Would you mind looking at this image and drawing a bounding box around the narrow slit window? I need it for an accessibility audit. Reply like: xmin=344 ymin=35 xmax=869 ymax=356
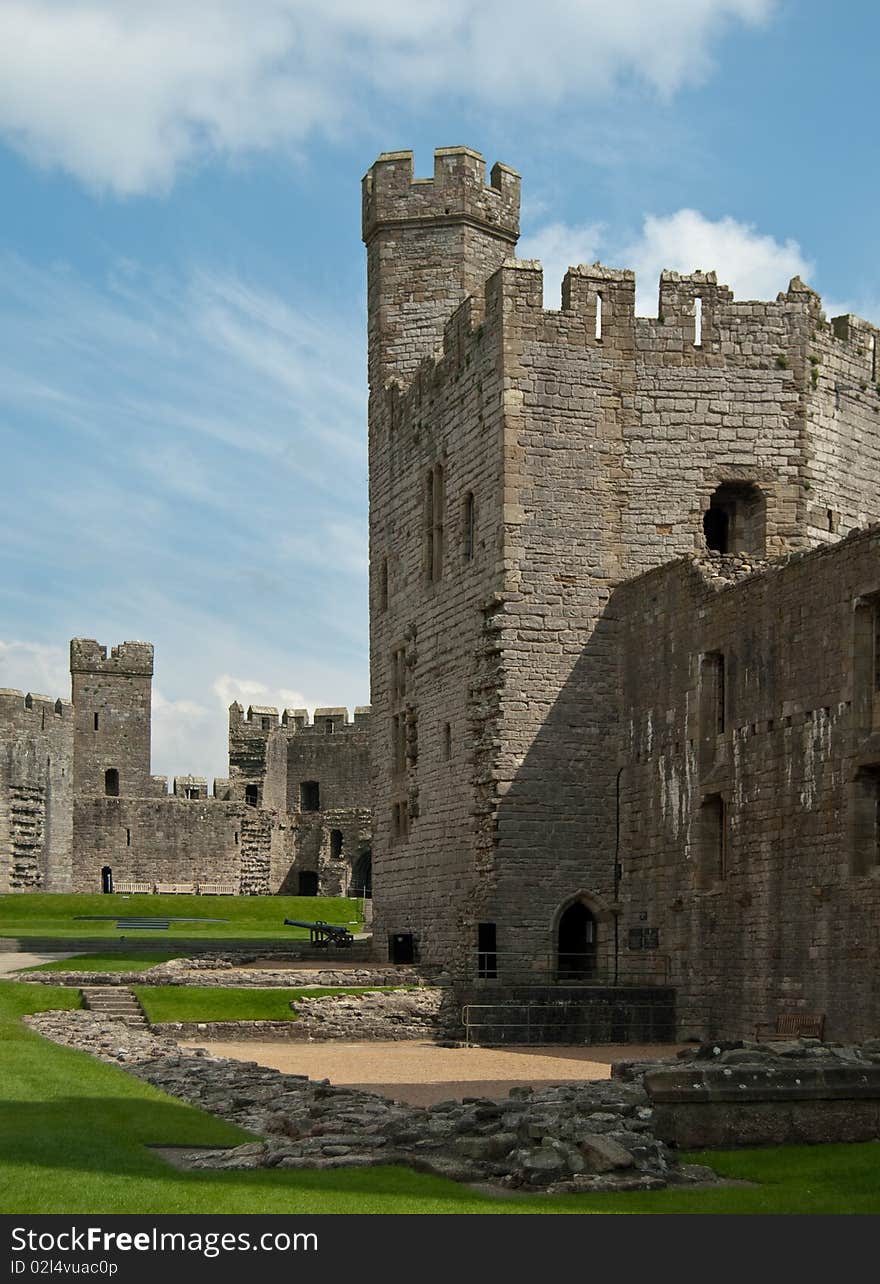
xmin=595 ymin=292 xmax=603 ymax=341
xmin=126 ymin=828 xmax=131 ymax=847
xmin=104 ymin=768 xmax=119 ymax=797
xmin=694 ymin=296 xmax=702 ymax=347
xmin=330 ymin=829 xmax=343 ymax=859
xmin=462 ymin=492 xmax=475 ymax=562
xmin=443 ymin=721 xmax=452 ymax=760
xmin=380 ymin=557 xmax=389 ymax=611
xmin=93 ymin=713 xmax=99 ymax=731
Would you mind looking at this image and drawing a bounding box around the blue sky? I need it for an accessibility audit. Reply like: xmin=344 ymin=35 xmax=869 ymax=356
xmin=1 ymin=1 xmax=878 ymax=780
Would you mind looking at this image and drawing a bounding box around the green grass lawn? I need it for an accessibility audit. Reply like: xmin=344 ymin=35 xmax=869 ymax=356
xmin=0 ymin=892 xmax=362 ymax=941
xmin=1 ymin=980 xmax=879 ymax=1214
xmin=22 ymin=951 xmax=186 ymax=972
xmin=134 ymin=984 xmax=408 ymax=1023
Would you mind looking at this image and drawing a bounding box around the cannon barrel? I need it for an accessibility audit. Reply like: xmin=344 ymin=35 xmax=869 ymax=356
xmin=284 ymin=918 xmax=349 ymax=935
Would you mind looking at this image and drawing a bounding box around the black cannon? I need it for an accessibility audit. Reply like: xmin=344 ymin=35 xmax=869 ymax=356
xmin=284 ymin=918 xmax=354 ymax=948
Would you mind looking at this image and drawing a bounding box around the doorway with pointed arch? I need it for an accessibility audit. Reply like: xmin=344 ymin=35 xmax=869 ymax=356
xmin=556 ymin=895 xmax=599 ymax=981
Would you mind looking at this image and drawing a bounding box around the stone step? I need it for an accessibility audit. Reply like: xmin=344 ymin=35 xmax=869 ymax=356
xmin=82 ymin=987 xmax=148 ymax=1026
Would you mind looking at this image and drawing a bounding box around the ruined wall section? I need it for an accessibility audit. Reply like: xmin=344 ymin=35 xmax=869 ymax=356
xmin=70 ymin=639 xmax=154 ymax=799
xmin=0 ymin=691 xmax=73 ymax=892
xmin=70 ymin=795 xmax=289 ymax=894
xmin=615 ymin=532 xmax=880 ymax=1042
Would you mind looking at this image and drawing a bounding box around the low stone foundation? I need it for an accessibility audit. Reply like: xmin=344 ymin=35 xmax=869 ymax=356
xmin=22 ymin=959 xmax=433 ymax=989
xmin=154 ymin=989 xmax=454 ymax=1042
xmin=645 ymin=1060 xmax=880 ymax=1148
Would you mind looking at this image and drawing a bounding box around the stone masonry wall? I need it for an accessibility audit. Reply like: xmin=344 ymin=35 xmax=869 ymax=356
xmin=0 ymin=690 xmax=74 ymax=892
xmin=615 ymin=529 xmax=880 ymax=1042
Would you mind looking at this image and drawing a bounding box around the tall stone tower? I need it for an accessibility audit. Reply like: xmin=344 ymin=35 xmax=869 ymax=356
xmin=70 ymin=639 xmax=154 ymax=798
xmin=364 ymin=144 xmax=880 ymax=997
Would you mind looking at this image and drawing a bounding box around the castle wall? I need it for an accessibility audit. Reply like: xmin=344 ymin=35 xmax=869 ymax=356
xmin=71 ymin=795 xmax=261 ymax=893
xmin=615 ymin=531 xmax=880 ymax=1042
xmin=0 ymin=691 xmax=74 ymax=892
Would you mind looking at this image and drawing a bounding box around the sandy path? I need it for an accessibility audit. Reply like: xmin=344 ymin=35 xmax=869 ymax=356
xmin=0 ymin=950 xmax=78 ymax=977
xmin=179 ymin=1039 xmax=684 ymax=1106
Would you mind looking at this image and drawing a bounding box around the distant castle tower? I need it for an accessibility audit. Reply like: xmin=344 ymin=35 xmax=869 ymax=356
xmin=70 ymin=639 xmax=154 ymax=798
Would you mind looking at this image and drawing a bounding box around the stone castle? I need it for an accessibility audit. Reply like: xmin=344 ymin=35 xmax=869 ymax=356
xmin=3 ymin=144 xmax=880 ymax=1043
xmin=0 ymin=639 xmax=371 ymax=899
xmin=364 ymin=146 xmax=880 ymax=1042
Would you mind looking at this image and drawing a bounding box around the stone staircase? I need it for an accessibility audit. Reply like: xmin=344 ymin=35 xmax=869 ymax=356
xmin=81 ymin=987 xmax=148 ymax=1027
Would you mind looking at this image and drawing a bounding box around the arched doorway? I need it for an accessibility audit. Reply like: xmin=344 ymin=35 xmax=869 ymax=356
xmin=557 ymin=901 xmax=597 ymax=980
xmin=101 ymin=865 xmax=113 ymax=894
xmin=351 ymin=849 xmax=372 ymax=898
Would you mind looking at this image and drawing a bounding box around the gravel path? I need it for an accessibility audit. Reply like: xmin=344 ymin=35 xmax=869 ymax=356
xmin=179 ymin=1038 xmax=685 ymax=1106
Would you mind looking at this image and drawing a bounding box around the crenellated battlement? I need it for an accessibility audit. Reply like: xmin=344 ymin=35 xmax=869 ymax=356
xmin=229 ymin=702 xmax=371 ymax=735
xmin=362 ymin=147 xmax=520 ymax=245
xmin=70 ymin=638 xmax=154 ymax=676
xmin=0 ymin=690 xmax=71 ymax=722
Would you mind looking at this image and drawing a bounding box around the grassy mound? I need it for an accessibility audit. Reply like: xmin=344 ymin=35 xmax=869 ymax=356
xmin=135 ymin=985 xmax=408 ymax=1023
xmin=0 ymin=892 xmax=362 ymax=941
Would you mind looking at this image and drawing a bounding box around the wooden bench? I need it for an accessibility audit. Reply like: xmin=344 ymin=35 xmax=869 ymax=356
xmin=197 ymin=883 xmax=237 ymax=896
xmin=754 ymin=1013 xmax=825 ymax=1041
xmin=114 ymin=881 xmax=153 ymax=894
xmin=154 ymin=882 xmax=196 ymax=895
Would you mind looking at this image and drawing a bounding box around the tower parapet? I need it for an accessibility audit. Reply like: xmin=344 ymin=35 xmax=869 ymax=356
xmin=362 ymin=148 xmax=520 ymax=244
xmin=363 ymin=147 xmax=521 ymax=391
xmin=70 ymin=639 xmax=154 ymax=676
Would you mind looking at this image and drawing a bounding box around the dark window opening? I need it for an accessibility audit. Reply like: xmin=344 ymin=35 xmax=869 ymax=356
xmin=391 ymin=713 xmax=407 ymax=776
xmin=391 ymin=799 xmax=409 ymax=841
xmin=477 ymin=922 xmax=497 ymax=978
xmin=700 ymin=794 xmax=727 ymax=885
xmin=424 ymin=463 xmax=445 ymax=581
xmin=325 ymin=720 xmax=334 ymax=734
xmin=852 ymin=768 xmax=880 ymax=875
xmin=300 ymin=780 xmax=320 ymax=812
xmin=351 ymin=849 xmax=372 ymax=898
xmin=125 ymin=828 xmax=131 ymax=847
xmin=703 ymin=482 xmax=766 ymax=557
xmin=701 ymin=652 xmax=726 ymax=736
xmin=104 ymin=768 xmax=119 ymax=797
xmin=245 ymin=784 xmax=259 ymax=807
xmin=380 ymin=557 xmax=389 ymax=611
xmin=261 ymin=716 xmax=271 ymax=731
xmin=443 ymin=722 xmax=452 ymax=760
xmin=93 ymin=713 xmax=99 ymax=731
xmin=234 ymin=830 xmax=239 ymax=845
xmin=462 ymin=492 xmax=475 ymax=561
xmin=101 ymin=866 xmax=113 ymax=894
xmin=389 ymin=932 xmax=415 ymax=964
xmin=298 ymin=870 xmax=319 ymax=896
xmin=391 ymin=646 xmax=406 ymax=702
xmin=330 ymin=829 xmax=343 ymax=859
xmin=557 ymin=902 xmax=597 ymax=980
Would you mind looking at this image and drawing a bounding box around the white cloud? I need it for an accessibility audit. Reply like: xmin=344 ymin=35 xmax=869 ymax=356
xmin=622 ymin=209 xmax=813 ymax=313
xmin=213 ymin=675 xmax=330 ymax=717
xmin=0 ymin=1 xmax=775 ymax=194
xmin=521 ymin=207 xmax=813 ymax=312
xmin=0 ymin=640 xmax=70 ymax=699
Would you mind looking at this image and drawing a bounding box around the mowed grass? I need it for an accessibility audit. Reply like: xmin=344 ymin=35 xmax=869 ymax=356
xmin=2 ymin=981 xmax=880 ymax=1213
xmin=0 ymin=892 xmax=362 ymax=940
xmin=22 ymin=952 xmax=185 ymax=973
xmin=134 ymin=984 xmax=409 ymax=1023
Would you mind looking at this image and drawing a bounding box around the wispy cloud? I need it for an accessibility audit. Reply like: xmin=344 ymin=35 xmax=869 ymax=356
xmin=0 ymin=1 xmax=775 ymax=194
xmin=0 ymin=253 xmax=370 ymax=778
